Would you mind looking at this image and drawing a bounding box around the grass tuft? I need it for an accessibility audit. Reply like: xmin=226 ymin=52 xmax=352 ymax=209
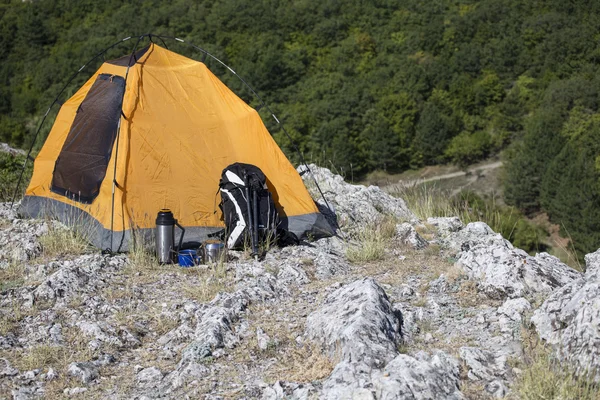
xmin=0 ymin=261 xmax=25 ymax=291
xmin=182 ymin=261 xmax=232 ymax=303
xmin=346 ymin=216 xmax=397 ymax=263
xmin=39 ymin=223 xmax=91 ymax=258
xmin=511 ymin=328 xmax=599 ymax=400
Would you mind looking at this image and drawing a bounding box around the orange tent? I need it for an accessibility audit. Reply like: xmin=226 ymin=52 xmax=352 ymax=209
xmin=20 ymin=42 xmax=332 ymax=251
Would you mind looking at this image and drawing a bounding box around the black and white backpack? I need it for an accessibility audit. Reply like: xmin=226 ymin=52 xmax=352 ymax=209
xmin=218 ymin=163 xmax=279 ymax=250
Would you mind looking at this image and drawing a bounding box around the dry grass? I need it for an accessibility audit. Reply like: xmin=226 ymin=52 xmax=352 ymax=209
xmin=362 ymin=247 xmax=453 ymax=290
xmin=226 ymin=302 xmax=335 ymax=385
xmin=182 ymin=261 xmax=233 ymax=303
xmin=268 ymin=342 xmax=335 ymax=383
xmin=0 ymin=261 xmax=25 ymax=291
xmin=5 ymin=325 xmax=93 ymax=373
xmin=510 ymin=327 xmax=600 ymax=400
xmin=346 ymin=216 xmax=397 ymax=263
xmin=39 ymin=223 xmax=91 ymax=258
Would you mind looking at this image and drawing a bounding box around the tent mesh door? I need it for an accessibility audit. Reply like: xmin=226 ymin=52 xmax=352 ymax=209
xmin=51 ymin=73 xmax=125 ymax=204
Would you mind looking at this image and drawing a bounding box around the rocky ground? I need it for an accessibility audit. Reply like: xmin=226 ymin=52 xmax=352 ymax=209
xmin=0 ymin=166 xmax=598 ymax=399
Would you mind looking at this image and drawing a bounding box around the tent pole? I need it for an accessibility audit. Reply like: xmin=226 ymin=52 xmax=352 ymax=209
xmin=108 ymin=34 xmax=146 ymax=253
xmin=10 ymin=36 xmax=134 ymax=209
xmin=155 ymin=35 xmax=338 ymax=230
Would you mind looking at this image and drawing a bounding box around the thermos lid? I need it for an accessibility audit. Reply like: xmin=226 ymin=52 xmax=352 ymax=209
xmin=156 ymin=209 xmax=176 ymax=225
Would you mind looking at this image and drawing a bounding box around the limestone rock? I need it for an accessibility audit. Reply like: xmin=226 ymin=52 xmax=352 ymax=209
xmin=531 ymin=249 xmax=600 ymax=381
xmin=396 ymin=223 xmax=428 ymax=249
xmin=0 ymin=219 xmax=48 ymax=264
xmin=257 ymin=327 xmax=270 ymax=351
xmin=439 ymin=221 xmax=506 ymax=256
xmin=427 ymin=217 xmax=464 ymax=236
xmin=67 ymin=361 xmax=99 ymax=384
xmin=451 ymin=223 xmax=581 ymax=299
xmin=0 ymin=142 xmax=25 ymax=156
xmin=321 ymin=361 xmax=375 ymax=399
xmin=0 ymin=358 xmax=18 ymax=378
xmin=459 ymin=347 xmax=508 ymax=397
xmin=299 ymin=164 xmax=416 ymax=232
xmin=305 ymin=278 xmax=401 ymax=367
xmin=372 ymin=351 xmax=464 ymax=400
xmin=136 ymin=367 xmax=164 ymax=386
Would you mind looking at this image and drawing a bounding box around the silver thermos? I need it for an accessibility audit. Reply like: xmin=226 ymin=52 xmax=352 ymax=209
xmin=155 ymin=209 xmax=185 ymax=264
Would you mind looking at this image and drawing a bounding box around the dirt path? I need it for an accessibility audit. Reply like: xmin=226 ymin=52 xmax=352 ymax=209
xmin=393 ymin=161 xmax=503 ymax=188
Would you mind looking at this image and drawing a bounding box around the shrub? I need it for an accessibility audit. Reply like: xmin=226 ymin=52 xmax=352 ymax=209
xmin=0 ymin=152 xmax=32 ymax=202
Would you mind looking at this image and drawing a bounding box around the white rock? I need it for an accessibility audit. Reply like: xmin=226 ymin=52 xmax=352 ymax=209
xmin=67 ymin=362 xmax=99 ymax=384
xmin=459 ymin=346 xmax=507 ymax=382
xmin=305 ymin=278 xmax=401 ymax=368
xmin=136 ymin=366 xmax=164 ymax=386
xmin=531 ymin=248 xmax=600 ymax=381
xmin=300 ymin=165 xmax=416 ymax=233
xmin=427 ymin=217 xmax=464 ymax=236
xmin=0 ymin=358 xmax=18 ymax=378
xmin=396 ymin=223 xmax=428 ymax=249
xmin=497 ymin=298 xmax=531 ymax=322
xmin=257 ymin=327 xmax=270 ymax=351
xmin=453 ymin=223 xmax=581 ymax=299
xmin=371 ymin=352 xmax=464 ymax=400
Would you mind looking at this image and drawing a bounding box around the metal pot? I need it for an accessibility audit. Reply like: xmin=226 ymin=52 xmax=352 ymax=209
xmin=204 ymin=240 xmax=225 ymax=263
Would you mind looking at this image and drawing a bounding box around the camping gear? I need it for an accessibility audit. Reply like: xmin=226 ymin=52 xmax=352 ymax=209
xmin=155 ymin=209 xmax=185 ymax=264
xmin=17 ymin=39 xmax=334 ymax=252
xmin=219 ymin=163 xmax=278 ymax=253
xmin=204 ymin=240 xmax=226 ymax=263
xmin=178 ymin=249 xmax=201 ymax=267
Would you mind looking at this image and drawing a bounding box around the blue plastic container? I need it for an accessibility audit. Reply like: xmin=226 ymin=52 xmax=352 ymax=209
xmin=178 ymin=249 xmax=198 ymax=267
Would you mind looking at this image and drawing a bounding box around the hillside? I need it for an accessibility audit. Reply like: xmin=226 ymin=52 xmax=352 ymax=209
xmin=1 ymin=167 xmax=599 ymax=399
xmin=3 ymin=0 xmax=600 ymax=256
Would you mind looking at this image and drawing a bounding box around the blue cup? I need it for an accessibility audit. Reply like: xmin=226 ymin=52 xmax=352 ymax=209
xmin=178 ymin=249 xmax=199 ymax=267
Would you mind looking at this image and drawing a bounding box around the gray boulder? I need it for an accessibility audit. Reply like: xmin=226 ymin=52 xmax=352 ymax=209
xmin=427 ymin=217 xmax=464 ymax=236
xmin=438 ymin=221 xmax=505 ymax=256
xmin=459 ymin=347 xmax=508 ymax=398
xmin=372 ymin=351 xmax=464 ymax=400
xmin=136 ymin=366 xmax=164 ymax=387
xmin=458 ymin=243 xmax=580 ymax=300
xmin=305 ymin=278 xmax=402 ymax=367
xmin=321 ymin=351 xmax=464 ymax=400
xmin=447 ymin=223 xmax=581 ymax=300
xmin=531 ymin=249 xmax=600 ymax=381
xmin=299 ymin=165 xmax=416 ymax=232
xmin=0 ymin=219 xmax=48 ymax=264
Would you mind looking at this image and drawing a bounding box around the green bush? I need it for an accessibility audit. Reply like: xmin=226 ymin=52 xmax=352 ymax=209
xmin=0 ymin=152 xmax=31 ymax=202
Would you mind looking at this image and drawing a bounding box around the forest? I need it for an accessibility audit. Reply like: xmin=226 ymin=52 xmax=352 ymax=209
xmin=1 ymin=0 xmax=600 ymax=256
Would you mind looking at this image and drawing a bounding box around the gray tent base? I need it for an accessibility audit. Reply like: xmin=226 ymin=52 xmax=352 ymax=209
xmin=19 ymin=196 xmax=334 ymax=252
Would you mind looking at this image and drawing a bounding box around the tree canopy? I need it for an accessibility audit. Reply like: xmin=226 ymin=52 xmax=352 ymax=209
xmin=3 ymin=0 xmax=600 ymax=254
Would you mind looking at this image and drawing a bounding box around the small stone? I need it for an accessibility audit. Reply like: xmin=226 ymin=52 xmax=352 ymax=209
xmin=396 ymin=223 xmax=429 ymax=249
xmin=46 ymin=368 xmax=58 ymax=381
xmin=63 ymin=387 xmax=88 ymax=395
xmin=136 ymin=366 xmax=163 ymax=386
xmin=257 ymin=327 xmax=270 ymax=351
xmin=68 ymin=362 xmax=99 ymax=384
